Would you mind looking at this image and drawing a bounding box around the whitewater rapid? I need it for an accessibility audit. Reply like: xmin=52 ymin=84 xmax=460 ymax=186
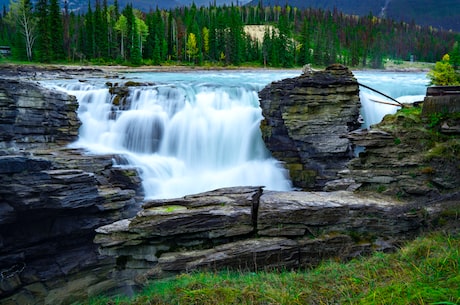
xmin=45 ymin=70 xmax=428 ymax=199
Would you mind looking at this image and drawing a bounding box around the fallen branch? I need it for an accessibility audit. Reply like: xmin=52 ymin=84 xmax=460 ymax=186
xmin=358 ymin=82 xmax=405 ymax=107
xmin=369 ymin=98 xmax=402 ymax=107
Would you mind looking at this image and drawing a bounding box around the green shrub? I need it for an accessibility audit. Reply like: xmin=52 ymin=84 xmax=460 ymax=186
xmin=427 ymin=54 xmax=460 ymax=86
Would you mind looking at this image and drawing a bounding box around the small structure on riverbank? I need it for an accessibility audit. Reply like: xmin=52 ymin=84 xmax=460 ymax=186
xmin=422 ymin=86 xmax=460 ymax=116
xmin=0 ymin=46 xmax=11 ymax=57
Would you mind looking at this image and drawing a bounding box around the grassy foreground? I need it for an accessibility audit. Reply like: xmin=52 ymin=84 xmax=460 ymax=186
xmin=86 ymin=230 xmax=459 ymax=305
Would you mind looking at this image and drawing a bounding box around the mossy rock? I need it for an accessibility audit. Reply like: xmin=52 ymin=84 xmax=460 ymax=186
xmin=124 ymin=81 xmax=155 ymax=87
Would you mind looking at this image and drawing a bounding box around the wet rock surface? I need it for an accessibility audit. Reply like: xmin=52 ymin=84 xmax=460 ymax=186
xmin=1 ymin=67 xmax=458 ymax=304
xmin=0 ymin=64 xmax=107 ymax=80
xmin=0 ymin=79 xmax=80 ymax=149
xmin=0 ymin=78 xmax=143 ymax=305
xmin=259 ymin=64 xmax=361 ymax=190
xmin=344 ymin=102 xmax=460 ymax=199
xmin=95 ymin=186 xmax=458 ymax=288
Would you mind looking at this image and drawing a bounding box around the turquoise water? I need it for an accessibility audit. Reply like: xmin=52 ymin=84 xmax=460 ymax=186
xmin=45 ymin=70 xmax=428 ymax=199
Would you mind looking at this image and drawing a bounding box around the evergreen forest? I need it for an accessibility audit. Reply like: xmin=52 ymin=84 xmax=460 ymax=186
xmin=0 ymin=0 xmax=458 ymax=68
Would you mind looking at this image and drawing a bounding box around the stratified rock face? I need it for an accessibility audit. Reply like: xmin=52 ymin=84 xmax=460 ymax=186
xmin=0 ymin=78 xmax=143 ymax=305
xmin=344 ymin=95 xmax=460 ymax=199
xmin=259 ymin=64 xmax=361 ymax=190
xmin=0 ymin=79 xmax=80 ymax=150
xmin=94 ymin=186 xmax=452 ymax=288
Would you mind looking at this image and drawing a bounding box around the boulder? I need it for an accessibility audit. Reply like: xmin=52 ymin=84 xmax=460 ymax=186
xmin=0 ymin=149 xmax=143 ymax=305
xmin=259 ymin=64 xmax=361 ymax=190
xmin=0 ymin=79 xmax=80 ymax=150
xmin=0 ymin=78 xmax=143 ymax=305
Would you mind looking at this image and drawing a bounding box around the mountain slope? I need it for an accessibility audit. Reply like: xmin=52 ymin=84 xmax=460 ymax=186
xmin=0 ymin=0 xmax=253 ymax=12
xmin=387 ymin=0 xmax=460 ymax=32
xmin=1 ymin=0 xmax=457 ymax=32
xmin=247 ymin=0 xmax=460 ymax=32
xmin=247 ymin=0 xmax=385 ymax=16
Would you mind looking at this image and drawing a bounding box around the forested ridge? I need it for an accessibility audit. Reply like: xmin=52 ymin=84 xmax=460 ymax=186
xmin=0 ymin=0 xmax=458 ymax=67
xmin=249 ymin=0 xmax=460 ymax=33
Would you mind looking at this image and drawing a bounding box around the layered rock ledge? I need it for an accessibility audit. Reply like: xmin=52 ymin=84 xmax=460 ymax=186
xmin=1 ymin=68 xmax=458 ymax=304
xmin=0 ymin=78 xmax=143 ymax=305
xmin=95 ymin=186 xmax=458 ymax=289
xmin=0 ymin=79 xmax=80 ymax=150
xmin=259 ymin=64 xmax=361 ymax=190
xmin=343 ymin=89 xmax=460 ymax=199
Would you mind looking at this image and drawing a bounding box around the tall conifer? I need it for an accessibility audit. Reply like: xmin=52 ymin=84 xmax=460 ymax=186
xmin=85 ymin=1 xmax=94 ymax=58
xmin=35 ymin=0 xmax=50 ymax=62
xmin=49 ymin=0 xmax=63 ymax=60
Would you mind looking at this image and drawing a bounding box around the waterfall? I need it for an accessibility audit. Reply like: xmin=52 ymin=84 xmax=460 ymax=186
xmin=355 ymin=71 xmax=428 ymax=128
xmin=46 ymin=70 xmax=428 ymax=199
xmin=53 ymin=79 xmax=292 ymax=199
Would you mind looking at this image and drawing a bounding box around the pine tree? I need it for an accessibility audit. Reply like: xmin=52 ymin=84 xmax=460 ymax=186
xmin=93 ymin=0 xmax=103 ymax=57
xmin=101 ymin=0 xmax=109 ymax=58
xmin=49 ymin=0 xmax=63 ymax=60
xmin=261 ymin=27 xmax=270 ymax=67
xmin=298 ymin=18 xmax=312 ymax=65
xmin=3 ymin=1 xmax=456 ymax=67
xmin=63 ymin=0 xmax=70 ymax=60
xmin=450 ymin=41 xmax=460 ymax=69
xmin=202 ymin=26 xmax=209 ymax=59
xmin=85 ymin=1 xmax=94 ymax=58
xmin=277 ymin=14 xmax=294 ymax=67
xmin=122 ymin=4 xmax=134 ymax=60
xmin=35 ymin=0 xmax=50 ymax=62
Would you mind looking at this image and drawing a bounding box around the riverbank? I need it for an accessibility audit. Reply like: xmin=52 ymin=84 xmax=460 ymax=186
xmin=85 ymin=229 xmax=460 ymax=305
xmin=0 ymin=60 xmax=433 ymax=79
xmin=0 ymin=63 xmax=455 ymax=305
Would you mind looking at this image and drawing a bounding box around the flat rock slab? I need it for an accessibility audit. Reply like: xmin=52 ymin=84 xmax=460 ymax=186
xmin=258 ymin=191 xmax=419 ymax=237
xmin=93 ymin=186 xmax=441 ymax=288
xmin=96 ymin=187 xmax=263 ymax=248
xmin=158 ymin=237 xmax=299 ymax=272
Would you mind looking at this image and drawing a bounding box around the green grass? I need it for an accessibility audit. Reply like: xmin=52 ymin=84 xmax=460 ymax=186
xmin=84 ymin=231 xmax=459 ymax=305
xmin=383 ymin=60 xmax=435 ymax=71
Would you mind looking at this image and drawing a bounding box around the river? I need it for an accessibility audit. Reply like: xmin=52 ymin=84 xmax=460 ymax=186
xmin=44 ymin=70 xmax=428 ymax=199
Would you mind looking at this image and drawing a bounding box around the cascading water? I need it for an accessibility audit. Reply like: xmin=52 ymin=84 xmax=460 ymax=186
xmin=49 ymin=73 xmax=296 ymax=199
xmin=355 ymin=71 xmax=428 ymax=128
xmin=46 ymin=70 xmax=428 ymax=200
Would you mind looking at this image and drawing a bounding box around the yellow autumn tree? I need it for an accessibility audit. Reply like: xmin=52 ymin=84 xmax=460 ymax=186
xmin=428 ymin=54 xmax=460 ymax=86
xmin=186 ymin=32 xmax=198 ymax=63
xmin=202 ymin=27 xmax=209 ymax=57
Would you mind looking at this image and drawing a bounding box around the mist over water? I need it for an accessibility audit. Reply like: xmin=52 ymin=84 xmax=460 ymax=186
xmin=45 ymin=70 xmax=428 ymax=199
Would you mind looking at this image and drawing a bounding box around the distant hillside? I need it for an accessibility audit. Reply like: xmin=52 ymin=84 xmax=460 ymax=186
xmin=247 ymin=0 xmax=385 ymax=16
xmin=0 ymin=0 xmax=252 ymax=12
xmin=1 ymin=0 xmax=457 ymax=32
xmin=386 ymin=0 xmax=460 ymax=32
xmin=246 ymin=0 xmax=460 ymax=32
